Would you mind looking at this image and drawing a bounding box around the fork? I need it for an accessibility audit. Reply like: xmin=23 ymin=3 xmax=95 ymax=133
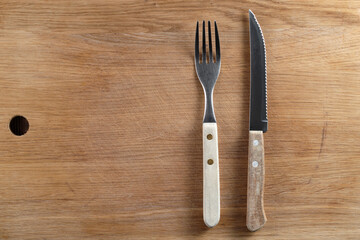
xmin=195 ymin=20 xmax=221 ymax=228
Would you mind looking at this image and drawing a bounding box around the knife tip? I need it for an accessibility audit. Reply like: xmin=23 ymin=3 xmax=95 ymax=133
xmin=249 ymin=9 xmax=256 ymax=18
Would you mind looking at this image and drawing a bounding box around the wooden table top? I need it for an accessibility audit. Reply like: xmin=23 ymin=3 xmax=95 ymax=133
xmin=0 ymin=0 xmax=359 ymax=239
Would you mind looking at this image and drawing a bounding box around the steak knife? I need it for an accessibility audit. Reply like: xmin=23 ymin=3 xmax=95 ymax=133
xmin=247 ymin=9 xmax=268 ymax=232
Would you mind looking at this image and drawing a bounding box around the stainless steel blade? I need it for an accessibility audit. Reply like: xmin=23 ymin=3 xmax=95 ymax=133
xmin=249 ymin=10 xmax=268 ymax=132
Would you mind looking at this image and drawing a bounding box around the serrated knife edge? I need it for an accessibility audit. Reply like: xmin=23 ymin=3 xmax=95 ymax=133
xmin=249 ymin=9 xmax=267 ymax=120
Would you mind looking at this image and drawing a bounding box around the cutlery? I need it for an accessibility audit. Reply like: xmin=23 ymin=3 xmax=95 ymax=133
xmin=195 ymin=20 xmax=221 ymax=228
xmin=247 ymin=10 xmax=268 ymax=232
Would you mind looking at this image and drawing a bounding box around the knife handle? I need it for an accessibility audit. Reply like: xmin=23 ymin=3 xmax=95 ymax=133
xmin=247 ymin=130 xmax=266 ymax=231
xmin=203 ymin=122 xmax=220 ymax=228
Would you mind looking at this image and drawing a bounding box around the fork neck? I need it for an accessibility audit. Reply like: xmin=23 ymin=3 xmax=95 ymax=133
xmin=203 ymin=90 xmax=216 ymax=123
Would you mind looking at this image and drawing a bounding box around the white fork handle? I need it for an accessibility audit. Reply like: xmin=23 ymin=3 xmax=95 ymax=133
xmin=203 ymin=122 xmax=220 ymax=227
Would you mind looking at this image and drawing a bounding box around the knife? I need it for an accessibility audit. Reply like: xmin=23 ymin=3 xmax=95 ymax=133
xmin=247 ymin=9 xmax=268 ymax=232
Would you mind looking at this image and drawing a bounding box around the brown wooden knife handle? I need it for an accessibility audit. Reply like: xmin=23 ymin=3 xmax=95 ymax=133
xmin=247 ymin=130 xmax=267 ymax=231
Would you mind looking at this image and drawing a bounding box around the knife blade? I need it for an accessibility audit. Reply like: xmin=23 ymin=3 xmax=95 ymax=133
xmin=247 ymin=9 xmax=268 ymax=232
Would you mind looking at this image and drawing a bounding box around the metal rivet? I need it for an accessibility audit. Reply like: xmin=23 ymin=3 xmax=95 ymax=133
xmin=10 ymin=115 xmax=29 ymax=136
xmin=253 ymin=140 xmax=259 ymax=146
xmin=207 ymin=159 xmax=214 ymax=165
xmin=252 ymin=161 xmax=258 ymax=168
xmin=207 ymin=134 xmax=213 ymax=140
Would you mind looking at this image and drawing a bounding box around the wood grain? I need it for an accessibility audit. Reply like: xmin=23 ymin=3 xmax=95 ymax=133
xmin=203 ymin=123 xmax=220 ymax=228
xmin=247 ymin=130 xmax=266 ymax=232
xmin=0 ymin=0 xmax=359 ymax=239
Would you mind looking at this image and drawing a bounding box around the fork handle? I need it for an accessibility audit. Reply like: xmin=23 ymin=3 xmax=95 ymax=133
xmin=203 ymin=122 xmax=220 ymax=228
xmin=247 ymin=130 xmax=266 ymax=231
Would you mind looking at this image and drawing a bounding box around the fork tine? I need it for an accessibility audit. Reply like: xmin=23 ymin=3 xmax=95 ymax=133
xmin=195 ymin=21 xmax=199 ymax=63
xmin=208 ymin=21 xmax=213 ymax=63
xmin=215 ymin=21 xmax=220 ymax=63
xmin=202 ymin=20 xmax=206 ymax=63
